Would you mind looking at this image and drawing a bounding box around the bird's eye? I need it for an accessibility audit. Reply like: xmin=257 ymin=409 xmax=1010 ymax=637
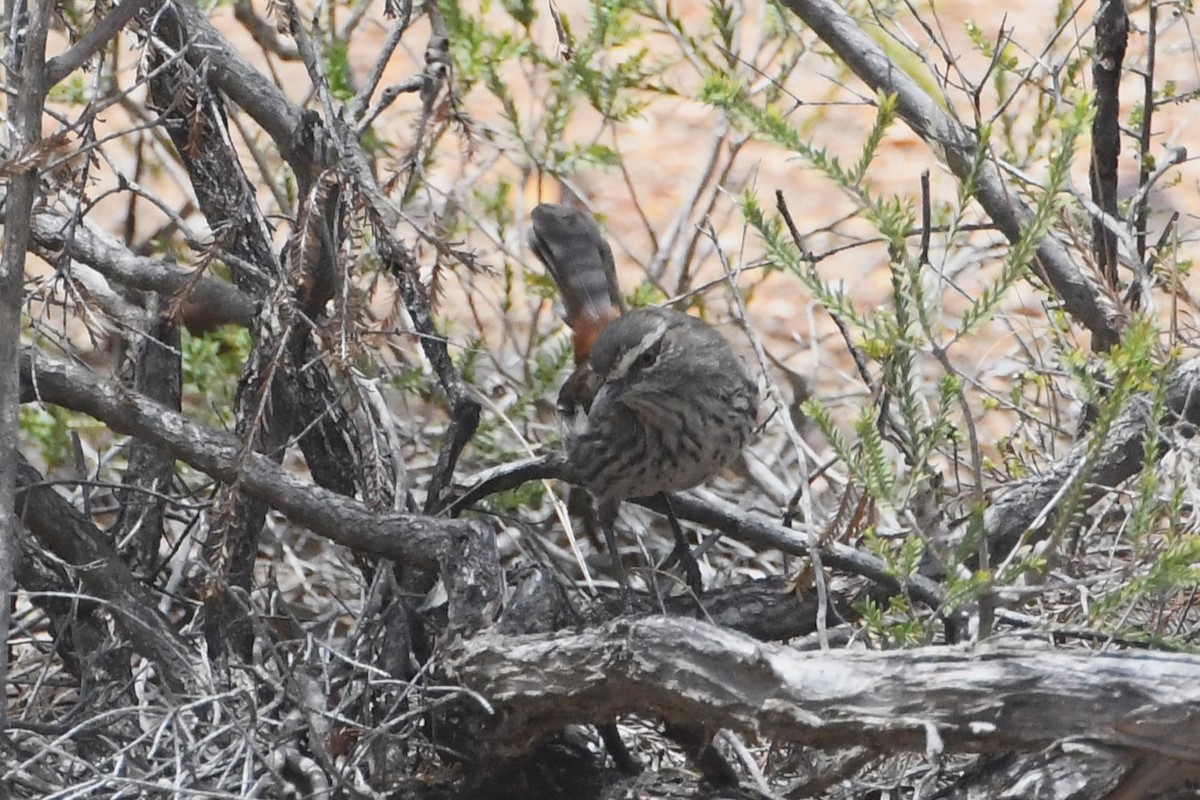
xmin=631 ymin=340 xmax=662 ymax=371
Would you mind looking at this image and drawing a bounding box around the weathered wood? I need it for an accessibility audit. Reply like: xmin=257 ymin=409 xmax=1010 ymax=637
xmin=18 ymin=348 xmax=502 ymax=637
xmin=15 ymin=456 xmax=199 ymax=691
xmin=449 ymin=616 xmax=1200 ymax=764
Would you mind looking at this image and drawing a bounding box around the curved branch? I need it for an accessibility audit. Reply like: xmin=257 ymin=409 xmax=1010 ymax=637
xmin=45 ymin=0 xmax=158 ymax=86
xmin=452 ymin=455 xmax=946 ymax=608
xmin=29 ymin=210 xmax=255 ymax=329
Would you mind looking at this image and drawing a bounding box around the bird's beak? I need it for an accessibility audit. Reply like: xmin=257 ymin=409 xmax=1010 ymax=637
xmin=589 ymin=380 xmax=622 ymax=419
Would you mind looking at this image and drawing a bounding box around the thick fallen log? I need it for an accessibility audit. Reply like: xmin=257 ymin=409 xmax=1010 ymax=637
xmin=448 ymin=616 xmax=1200 ymax=766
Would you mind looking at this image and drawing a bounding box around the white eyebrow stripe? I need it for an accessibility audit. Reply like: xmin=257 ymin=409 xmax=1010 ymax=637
xmin=610 ymin=319 xmax=668 ymax=379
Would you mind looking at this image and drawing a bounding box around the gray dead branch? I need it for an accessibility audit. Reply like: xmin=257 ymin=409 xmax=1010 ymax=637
xmin=18 ymin=347 xmax=501 ymax=638
xmin=450 ymin=616 xmax=1200 ymax=795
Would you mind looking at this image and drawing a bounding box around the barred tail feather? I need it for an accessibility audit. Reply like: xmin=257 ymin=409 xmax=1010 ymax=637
xmin=529 ymin=203 xmax=625 ymax=361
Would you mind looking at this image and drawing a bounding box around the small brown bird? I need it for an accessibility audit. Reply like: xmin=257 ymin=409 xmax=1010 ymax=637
xmin=528 ymin=203 xmax=758 ymax=591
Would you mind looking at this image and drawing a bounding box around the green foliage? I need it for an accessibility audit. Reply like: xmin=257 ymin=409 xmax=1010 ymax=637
xmin=391 ymin=363 xmax=426 ymax=396
xmin=1084 ymin=328 xmax=1193 ymax=629
xmin=939 ymin=568 xmax=993 ymax=618
xmin=702 ymin=1 xmax=1159 ymax=651
xmin=801 ymin=398 xmax=853 ymax=469
xmin=20 ymin=404 xmax=76 ymax=470
xmin=475 ymin=181 xmax=518 ymax=235
xmin=440 ymin=0 xmax=663 ymax=176
xmin=455 ymin=336 xmax=485 ymax=386
xmin=853 ymin=406 xmax=896 ymax=507
xmin=501 ymin=0 xmax=537 ymax=30
xmin=955 ymin=95 xmax=1094 ymax=345
xmin=48 ymin=74 xmax=88 ymax=105
xmin=487 ymin=480 xmax=549 ymax=514
xmin=324 ymin=39 xmax=356 ymax=102
xmin=741 ymin=192 xmax=865 ymax=325
xmin=1051 ymin=318 xmax=1161 ymax=550
xmin=524 ymin=269 xmax=563 ymax=302
xmin=22 ymin=0 xmax=1200 ymax=792
xmin=530 ymin=337 xmax=574 ymax=391
xmin=569 ymin=1 xmax=658 ymax=122
xmin=703 ymin=74 xmax=891 ymax=211
xmin=628 ymin=282 xmax=667 ymax=309
xmin=181 ymin=326 xmax=252 ymax=425
xmin=854 ymin=592 xmax=932 ymax=647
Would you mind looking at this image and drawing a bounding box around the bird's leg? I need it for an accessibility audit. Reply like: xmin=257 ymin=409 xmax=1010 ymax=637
xmin=663 ymin=721 xmax=738 ymax=787
xmin=598 ymin=722 xmax=642 ymax=775
xmin=568 ymin=486 xmax=600 ymax=550
xmin=657 ymin=493 xmax=703 ymax=595
xmin=597 ymin=500 xmax=633 ymax=601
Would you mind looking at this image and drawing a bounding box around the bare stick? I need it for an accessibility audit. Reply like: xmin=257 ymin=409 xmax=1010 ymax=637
xmin=0 ymin=0 xmax=55 ymax=735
